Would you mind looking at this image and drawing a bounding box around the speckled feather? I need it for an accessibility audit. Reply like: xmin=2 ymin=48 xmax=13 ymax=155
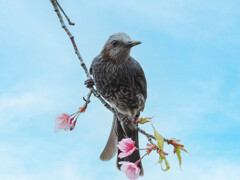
xmin=90 ymin=55 xmax=147 ymax=115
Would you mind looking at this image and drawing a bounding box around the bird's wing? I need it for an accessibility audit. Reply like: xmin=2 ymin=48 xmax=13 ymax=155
xmin=131 ymin=57 xmax=147 ymax=100
xmin=90 ymin=56 xmax=118 ymax=97
xmin=90 ymin=55 xmax=100 ymax=75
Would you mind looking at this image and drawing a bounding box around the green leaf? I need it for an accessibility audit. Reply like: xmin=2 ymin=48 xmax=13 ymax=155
xmin=175 ymin=146 xmax=182 ymax=169
xmin=179 ymin=146 xmax=188 ymax=153
xmin=159 ymin=153 xmax=170 ymax=171
xmin=152 ymin=124 xmax=170 ymax=171
xmin=151 ymin=124 xmax=164 ymax=149
xmin=137 ymin=117 xmax=152 ymax=124
xmin=158 ymin=153 xmax=163 ymax=164
xmin=162 ymin=156 xmax=170 ymax=171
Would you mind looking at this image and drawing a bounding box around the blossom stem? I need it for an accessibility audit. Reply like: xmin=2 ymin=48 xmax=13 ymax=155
xmin=75 ymin=112 xmax=81 ymax=121
xmin=136 ymin=152 xmax=149 ymax=165
xmin=136 ymin=148 xmax=147 ymax=151
xmin=70 ymin=112 xmax=77 ymax=116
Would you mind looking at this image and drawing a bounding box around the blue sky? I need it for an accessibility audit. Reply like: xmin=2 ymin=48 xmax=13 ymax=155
xmin=0 ymin=0 xmax=240 ymax=179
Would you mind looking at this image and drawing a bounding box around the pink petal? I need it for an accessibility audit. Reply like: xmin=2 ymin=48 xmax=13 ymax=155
xmin=118 ymin=147 xmax=136 ymax=158
xmin=54 ymin=113 xmax=72 ymax=132
xmin=125 ymin=166 xmax=138 ymax=180
xmin=119 ymin=161 xmax=141 ymax=180
xmin=117 ymin=138 xmax=136 ymax=154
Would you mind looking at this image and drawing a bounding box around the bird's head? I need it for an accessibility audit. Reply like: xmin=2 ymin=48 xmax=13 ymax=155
xmin=101 ymin=32 xmax=141 ymax=63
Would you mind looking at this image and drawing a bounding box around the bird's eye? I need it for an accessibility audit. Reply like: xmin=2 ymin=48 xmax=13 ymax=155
xmin=112 ymin=40 xmax=119 ymax=46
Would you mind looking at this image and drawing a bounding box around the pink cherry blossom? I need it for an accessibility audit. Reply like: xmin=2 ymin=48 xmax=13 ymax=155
xmin=117 ymin=138 xmax=136 ymax=158
xmin=119 ymin=161 xmax=141 ymax=180
xmin=54 ymin=113 xmax=73 ymax=132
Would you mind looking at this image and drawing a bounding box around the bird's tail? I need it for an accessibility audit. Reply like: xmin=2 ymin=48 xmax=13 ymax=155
xmin=100 ymin=115 xmax=118 ymax=161
xmin=116 ymin=115 xmax=144 ymax=176
xmin=100 ymin=115 xmax=143 ymax=176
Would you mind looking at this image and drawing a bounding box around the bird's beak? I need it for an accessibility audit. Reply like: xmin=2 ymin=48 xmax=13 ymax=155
xmin=125 ymin=41 xmax=142 ymax=48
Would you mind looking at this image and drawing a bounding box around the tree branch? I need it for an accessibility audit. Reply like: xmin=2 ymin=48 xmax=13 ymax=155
xmin=55 ymin=0 xmax=75 ymax=25
xmin=50 ymin=0 xmax=170 ymax=148
xmin=83 ymin=89 xmax=93 ymax=107
xmin=50 ymin=0 xmax=90 ymax=79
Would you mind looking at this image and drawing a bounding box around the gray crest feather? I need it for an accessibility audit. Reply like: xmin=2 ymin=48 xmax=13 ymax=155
xmin=104 ymin=32 xmax=131 ymax=46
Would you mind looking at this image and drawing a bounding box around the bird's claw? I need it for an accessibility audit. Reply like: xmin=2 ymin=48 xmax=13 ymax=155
xmin=85 ymin=79 xmax=94 ymax=88
xmin=122 ymin=116 xmax=130 ymax=125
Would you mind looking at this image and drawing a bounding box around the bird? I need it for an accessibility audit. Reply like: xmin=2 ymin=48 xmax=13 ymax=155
xmin=89 ymin=32 xmax=147 ymax=176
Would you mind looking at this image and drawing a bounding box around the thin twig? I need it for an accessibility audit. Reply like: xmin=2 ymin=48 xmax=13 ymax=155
xmin=50 ymin=0 xmax=91 ymax=79
xmin=56 ymin=0 xmax=75 ymax=25
xmin=83 ymin=89 xmax=93 ymax=107
xmin=133 ymin=124 xmax=155 ymax=139
xmin=50 ymin=0 xmax=171 ymax=147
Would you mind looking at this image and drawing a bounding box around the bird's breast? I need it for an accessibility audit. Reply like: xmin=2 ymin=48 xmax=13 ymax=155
xmin=92 ymin=60 xmax=142 ymax=113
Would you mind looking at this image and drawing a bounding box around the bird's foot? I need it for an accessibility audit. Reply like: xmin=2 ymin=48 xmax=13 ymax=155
xmin=84 ymin=78 xmax=94 ymax=88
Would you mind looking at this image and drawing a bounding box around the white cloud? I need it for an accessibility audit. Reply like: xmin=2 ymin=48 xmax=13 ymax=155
xmin=0 ymin=92 xmax=49 ymax=112
xmin=0 ymin=85 xmax=55 ymax=127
